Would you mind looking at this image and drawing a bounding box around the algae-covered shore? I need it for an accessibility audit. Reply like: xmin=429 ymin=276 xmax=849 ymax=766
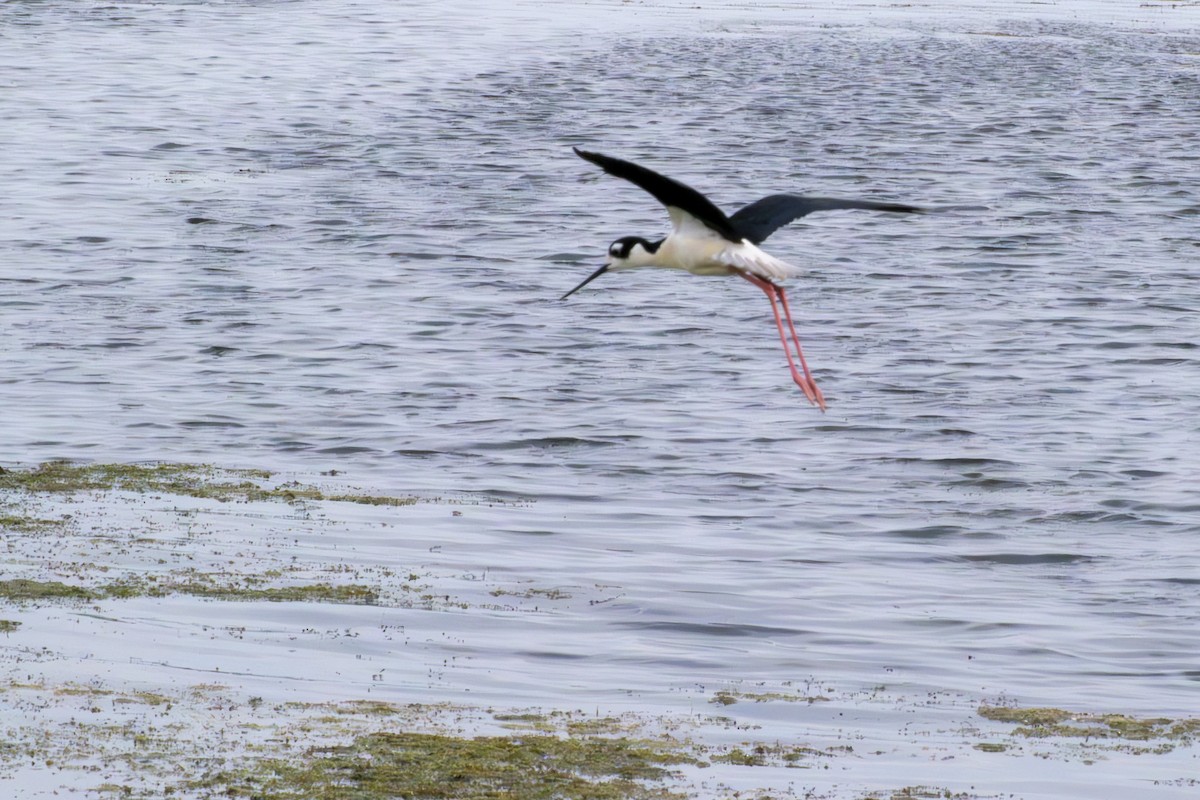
xmin=2 ymin=461 xmax=1197 ymax=799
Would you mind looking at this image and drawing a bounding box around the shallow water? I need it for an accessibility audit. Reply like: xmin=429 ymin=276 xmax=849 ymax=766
xmin=2 ymin=1 xmax=1200 ymax=797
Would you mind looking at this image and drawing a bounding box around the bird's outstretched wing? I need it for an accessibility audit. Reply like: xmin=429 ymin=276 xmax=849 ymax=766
xmin=574 ymin=148 xmax=742 ymax=242
xmin=730 ymin=194 xmax=923 ymax=244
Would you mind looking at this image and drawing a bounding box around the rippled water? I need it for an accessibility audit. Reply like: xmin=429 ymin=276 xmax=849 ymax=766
xmin=3 ymin=1 xmax=1200 ymax=797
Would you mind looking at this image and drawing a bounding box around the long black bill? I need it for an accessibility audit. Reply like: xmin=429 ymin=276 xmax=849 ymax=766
xmin=560 ymin=264 xmax=609 ymax=301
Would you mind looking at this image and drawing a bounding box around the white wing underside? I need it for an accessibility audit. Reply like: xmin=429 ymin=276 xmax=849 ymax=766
xmin=667 ymin=206 xmax=721 ymax=239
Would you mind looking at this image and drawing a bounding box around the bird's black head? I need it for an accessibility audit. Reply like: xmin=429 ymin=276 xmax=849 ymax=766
xmin=607 ymin=236 xmax=663 ymax=262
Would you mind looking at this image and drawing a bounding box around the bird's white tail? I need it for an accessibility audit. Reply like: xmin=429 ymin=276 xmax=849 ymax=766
xmin=718 ymin=242 xmax=805 ymax=282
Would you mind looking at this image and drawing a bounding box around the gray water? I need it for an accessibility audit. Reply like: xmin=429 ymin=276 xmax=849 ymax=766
xmin=3 ymin=1 xmax=1200 ymax=797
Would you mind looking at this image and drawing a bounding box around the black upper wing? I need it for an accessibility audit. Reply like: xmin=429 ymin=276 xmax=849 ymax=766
xmin=729 ymin=194 xmax=924 ymax=244
xmin=574 ymin=148 xmax=742 ymax=242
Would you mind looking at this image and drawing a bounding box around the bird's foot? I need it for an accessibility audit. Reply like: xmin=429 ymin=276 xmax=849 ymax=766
xmin=793 ymin=374 xmax=827 ymax=412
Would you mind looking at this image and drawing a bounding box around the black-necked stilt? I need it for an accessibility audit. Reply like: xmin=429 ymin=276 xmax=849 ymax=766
xmin=563 ymin=147 xmax=923 ymax=411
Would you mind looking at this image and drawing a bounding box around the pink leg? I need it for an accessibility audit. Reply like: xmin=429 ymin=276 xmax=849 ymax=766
xmin=736 ymin=271 xmax=826 ymax=410
xmin=775 ymin=285 xmax=827 ymax=411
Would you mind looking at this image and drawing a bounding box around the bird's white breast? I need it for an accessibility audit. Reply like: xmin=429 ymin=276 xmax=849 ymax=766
xmin=656 ymin=233 xmax=735 ymax=276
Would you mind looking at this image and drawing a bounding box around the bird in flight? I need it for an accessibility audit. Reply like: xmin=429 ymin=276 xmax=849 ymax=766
xmin=563 ymin=147 xmax=922 ymax=410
